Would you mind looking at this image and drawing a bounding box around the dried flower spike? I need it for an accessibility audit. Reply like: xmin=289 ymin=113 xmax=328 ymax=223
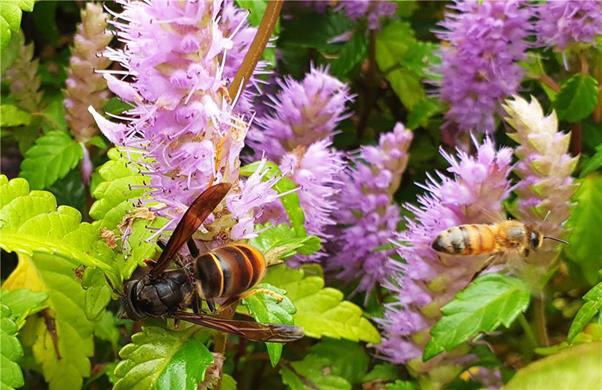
xmin=4 ymin=33 xmax=43 ymax=113
xmin=503 ymin=95 xmax=577 ymax=287
xmin=64 ymin=3 xmax=113 ymax=143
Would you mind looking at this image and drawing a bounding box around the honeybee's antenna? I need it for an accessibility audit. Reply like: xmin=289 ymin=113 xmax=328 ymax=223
xmin=543 ymin=236 xmax=569 ymax=244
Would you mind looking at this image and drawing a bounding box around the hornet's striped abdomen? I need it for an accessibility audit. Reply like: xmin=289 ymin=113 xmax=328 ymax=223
xmin=193 ymin=244 xmax=266 ymax=299
xmin=431 ymin=224 xmax=497 ymax=256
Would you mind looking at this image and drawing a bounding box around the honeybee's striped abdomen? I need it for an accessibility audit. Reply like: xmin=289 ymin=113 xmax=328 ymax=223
xmin=193 ymin=244 xmax=266 ymax=299
xmin=432 ymin=224 xmax=496 ymax=256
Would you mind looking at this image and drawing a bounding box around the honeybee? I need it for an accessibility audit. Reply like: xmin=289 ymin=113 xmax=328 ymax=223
xmin=432 ymin=220 xmax=567 ymax=278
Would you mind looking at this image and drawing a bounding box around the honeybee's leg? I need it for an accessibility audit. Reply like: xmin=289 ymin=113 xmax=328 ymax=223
xmin=469 ymin=254 xmax=499 ymax=283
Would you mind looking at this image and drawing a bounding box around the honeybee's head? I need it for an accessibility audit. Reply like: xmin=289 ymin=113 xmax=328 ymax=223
xmin=528 ymin=228 xmax=543 ymax=251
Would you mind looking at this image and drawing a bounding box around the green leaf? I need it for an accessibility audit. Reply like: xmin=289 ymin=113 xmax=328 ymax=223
xmin=250 ymin=223 xmax=320 ymax=263
xmin=0 ymin=27 xmax=23 ymax=74
xmin=0 ymin=104 xmax=31 ymax=126
xmin=235 ymin=0 xmax=267 ymax=26
xmin=242 ymin=283 xmax=296 ymax=366
xmin=263 ymin=265 xmax=380 ymax=343
xmin=0 ymin=0 xmax=27 ymax=51
xmin=554 ymin=74 xmax=599 ymax=122
xmin=93 ymin=310 xmax=120 ymax=349
xmin=0 ymin=288 xmax=48 ymax=329
xmin=505 ymin=342 xmax=602 ymax=390
xmin=376 ymin=21 xmax=427 ymax=109
xmin=581 ymin=144 xmax=602 ymax=177
xmin=0 ymin=304 xmax=24 ymax=389
xmin=568 ymin=282 xmax=602 ymax=342
xmin=82 ymin=267 xmax=113 ymax=321
xmin=280 ymin=353 xmax=351 ymax=390
xmin=19 ymin=131 xmax=83 ymax=190
xmin=47 ymin=168 xmax=86 ymax=210
xmin=330 ymin=29 xmax=368 ymax=77
xmin=240 ymin=161 xmax=306 ymax=236
xmin=90 ymin=148 xmax=147 ymax=224
xmin=221 ymin=374 xmax=237 ymax=390
xmin=407 ymin=97 xmax=443 ymax=129
xmin=0 ymin=176 xmax=114 ymax=274
xmin=384 ymin=380 xmax=415 ymax=390
xmin=423 ymin=274 xmax=531 ymax=361
xmin=308 ymin=339 xmax=370 ymax=384
xmin=362 ymin=363 xmax=399 ymax=383
xmin=4 ymin=251 xmax=96 ymax=389
xmin=279 ymin=10 xmax=352 ymax=51
xmin=566 ymin=175 xmax=602 ymax=285
xmin=114 ymin=327 xmax=213 ymax=390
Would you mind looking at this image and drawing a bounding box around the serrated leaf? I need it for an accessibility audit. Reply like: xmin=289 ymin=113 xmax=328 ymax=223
xmin=568 ymin=282 xmax=602 ymax=342
xmin=423 ymin=274 xmax=531 ymax=361
xmin=554 ymin=74 xmax=599 ymax=122
xmin=308 ymin=339 xmax=370 ymax=384
xmin=220 ymin=374 xmax=237 ymax=390
xmin=0 ymin=304 xmax=24 ymax=389
xmin=376 ymin=21 xmax=426 ymax=109
xmin=0 ymin=104 xmax=31 ymax=126
xmin=384 ymin=380 xmax=415 ymax=390
xmin=93 ymin=310 xmax=120 ymax=349
xmin=0 ymin=1 xmax=24 ymax=51
xmin=280 ymin=354 xmax=351 ymax=390
xmin=263 ymin=265 xmax=380 ymax=343
xmin=505 ymin=342 xmax=602 ymax=390
xmin=581 ymin=144 xmax=602 ymax=177
xmin=19 ymin=131 xmax=83 ymax=189
xmin=362 ymin=363 xmax=399 ymax=383
xmin=566 ymin=175 xmax=602 ymax=285
xmin=240 ymin=161 xmax=306 ymax=236
xmin=330 ymin=29 xmax=367 ymax=77
xmin=47 ymin=167 xmax=86 ymax=210
xmin=0 ymin=288 xmax=48 ymax=329
xmin=4 ymin=253 xmax=95 ymax=390
xmin=250 ymin=223 xmax=320 ymax=262
xmin=242 ymin=283 xmax=296 ymax=366
xmin=0 ymin=26 xmax=22 ymax=73
xmin=279 ymin=10 xmax=352 ymax=51
xmin=0 ymin=176 xmax=113 ymax=273
xmin=83 ymin=267 xmax=113 ymax=321
xmin=90 ymin=148 xmax=147 ymax=224
xmin=114 ymin=327 xmax=213 ymax=390
xmin=407 ymin=97 xmax=443 ymax=129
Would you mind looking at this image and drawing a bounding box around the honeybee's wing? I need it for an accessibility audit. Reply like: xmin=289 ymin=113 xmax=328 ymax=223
xmin=173 ymin=311 xmax=304 ymax=343
xmin=149 ymin=183 xmax=232 ymax=278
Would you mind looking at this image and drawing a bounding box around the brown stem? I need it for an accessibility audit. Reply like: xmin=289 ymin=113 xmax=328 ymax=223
xmin=357 ymin=29 xmax=378 ymax=141
xmin=227 ymin=0 xmax=283 ymax=99
xmin=40 ymin=309 xmax=61 ymax=359
xmin=532 ymin=295 xmax=550 ymax=347
xmin=539 ymin=74 xmax=561 ymax=93
xmin=570 ymin=122 xmax=582 ymax=156
xmin=579 ymin=50 xmax=589 ymax=75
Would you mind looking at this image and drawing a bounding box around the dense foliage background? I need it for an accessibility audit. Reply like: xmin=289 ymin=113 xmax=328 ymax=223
xmin=1 ymin=1 xmax=601 ymax=389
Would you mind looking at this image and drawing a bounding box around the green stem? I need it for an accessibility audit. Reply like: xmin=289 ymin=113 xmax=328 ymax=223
xmin=533 ymin=295 xmax=550 ymax=347
xmin=228 ymin=0 xmax=283 ymax=99
xmin=518 ymin=313 xmax=538 ymax=350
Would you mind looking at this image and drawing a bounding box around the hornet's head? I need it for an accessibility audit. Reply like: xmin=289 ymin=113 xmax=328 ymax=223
xmin=118 ymin=279 xmax=146 ymax=320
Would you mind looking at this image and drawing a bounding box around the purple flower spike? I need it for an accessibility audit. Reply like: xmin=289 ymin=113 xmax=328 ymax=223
xmin=248 ymin=67 xmax=351 ymax=261
xmin=248 ymin=66 xmax=352 ymax=161
xmin=535 ymin=1 xmax=602 ymax=50
xmin=503 ymin=96 xmax=577 ymax=288
xmin=280 ymin=140 xmax=345 ymax=263
xmin=329 ymin=123 xmax=413 ymax=295
xmin=338 ymin=0 xmax=398 ymax=30
xmin=376 ymin=138 xmax=512 ymax=368
xmin=435 ymin=0 xmax=532 ymax=135
xmin=91 ymin=0 xmax=276 ymax=243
